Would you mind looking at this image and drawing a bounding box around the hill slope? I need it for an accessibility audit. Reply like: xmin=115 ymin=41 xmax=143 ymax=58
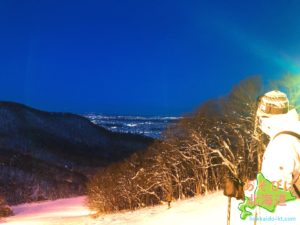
xmin=0 ymin=102 xmax=153 ymax=204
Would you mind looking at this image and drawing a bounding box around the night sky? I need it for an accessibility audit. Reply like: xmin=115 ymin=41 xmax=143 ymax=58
xmin=1 ymin=0 xmax=300 ymax=115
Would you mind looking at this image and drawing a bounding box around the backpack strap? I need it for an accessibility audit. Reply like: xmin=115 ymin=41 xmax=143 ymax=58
xmin=273 ymin=131 xmax=300 ymax=140
xmin=273 ymin=131 xmax=300 ymax=198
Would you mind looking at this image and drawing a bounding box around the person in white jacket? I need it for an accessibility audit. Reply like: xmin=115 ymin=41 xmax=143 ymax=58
xmin=253 ymin=90 xmax=300 ymax=224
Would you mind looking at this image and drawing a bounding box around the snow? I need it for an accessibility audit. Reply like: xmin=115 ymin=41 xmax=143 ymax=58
xmin=1 ymin=197 xmax=91 ymax=225
xmin=1 ymin=192 xmax=300 ymax=225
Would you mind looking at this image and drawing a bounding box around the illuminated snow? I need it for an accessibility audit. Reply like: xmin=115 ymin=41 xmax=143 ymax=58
xmin=2 ymin=192 xmax=300 ymax=225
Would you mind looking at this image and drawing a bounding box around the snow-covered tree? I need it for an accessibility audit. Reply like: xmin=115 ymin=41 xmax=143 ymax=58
xmin=87 ymin=76 xmax=263 ymax=214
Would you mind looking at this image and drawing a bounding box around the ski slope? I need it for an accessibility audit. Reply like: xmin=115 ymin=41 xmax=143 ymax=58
xmin=1 ymin=192 xmax=300 ymax=225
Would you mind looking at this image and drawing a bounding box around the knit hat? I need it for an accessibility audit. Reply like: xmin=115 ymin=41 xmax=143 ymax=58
xmin=256 ymin=90 xmax=289 ymax=118
xmin=257 ymin=90 xmax=300 ymax=137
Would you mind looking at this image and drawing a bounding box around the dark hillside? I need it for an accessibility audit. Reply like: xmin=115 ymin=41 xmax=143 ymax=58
xmin=0 ymin=102 xmax=153 ymax=204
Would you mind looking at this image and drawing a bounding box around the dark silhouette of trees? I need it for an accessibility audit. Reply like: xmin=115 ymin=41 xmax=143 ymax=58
xmin=0 ymin=102 xmax=153 ymax=205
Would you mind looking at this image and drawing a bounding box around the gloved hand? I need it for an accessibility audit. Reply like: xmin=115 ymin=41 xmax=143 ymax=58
xmin=223 ymin=175 xmax=245 ymax=200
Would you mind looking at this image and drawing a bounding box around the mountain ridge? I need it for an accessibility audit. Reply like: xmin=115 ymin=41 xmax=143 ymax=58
xmin=0 ymin=101 xmax=153 ymax=204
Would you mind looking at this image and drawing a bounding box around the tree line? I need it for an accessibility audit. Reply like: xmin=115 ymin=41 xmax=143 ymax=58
xmin=87 ymin=75 xmax=298 ymax=214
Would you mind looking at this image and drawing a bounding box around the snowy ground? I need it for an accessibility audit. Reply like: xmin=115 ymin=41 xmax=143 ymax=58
xmin=1 ymin=191 xmax=300 ymax=225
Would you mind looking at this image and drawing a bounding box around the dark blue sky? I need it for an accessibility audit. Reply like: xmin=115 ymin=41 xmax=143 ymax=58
xmin=1 ymin=0 xmax=300 ymax=115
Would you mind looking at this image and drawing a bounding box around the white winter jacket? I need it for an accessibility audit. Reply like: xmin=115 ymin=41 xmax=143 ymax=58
xmin=256 ymin=109 xmax=300 ymax=224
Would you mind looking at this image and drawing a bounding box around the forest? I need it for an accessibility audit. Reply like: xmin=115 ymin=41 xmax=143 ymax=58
xmin=87 ymin=75 xmax=299 ymax=214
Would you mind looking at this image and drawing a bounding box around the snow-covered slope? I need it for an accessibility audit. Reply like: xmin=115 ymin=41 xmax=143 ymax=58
xmin=2 ymin=192 xmax=300 ymax=225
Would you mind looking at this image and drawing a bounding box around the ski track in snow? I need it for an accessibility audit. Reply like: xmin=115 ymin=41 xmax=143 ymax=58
xmin=1 ymin=192 xmax=300 ymax=225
